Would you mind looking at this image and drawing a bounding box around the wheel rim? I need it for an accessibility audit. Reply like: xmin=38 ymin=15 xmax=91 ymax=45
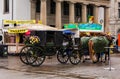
xmin=30 ymin=49 xmax=45 ymax=67
xmin=26 ymin=48 xmax=37 ymax=64
xmin=69 ymin=50 xmax=80 ymax=65
xmin=31 ymin=55 xmax=45 ymax=67
xmin=57 ymin=50 xmax=69 ymax=64
xmin=19 ymin=46 xmax=31 ymax=65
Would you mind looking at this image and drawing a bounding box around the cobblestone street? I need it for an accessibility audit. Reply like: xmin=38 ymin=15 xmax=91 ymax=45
xmin=0 ymin=54 xmax=120 ymax=79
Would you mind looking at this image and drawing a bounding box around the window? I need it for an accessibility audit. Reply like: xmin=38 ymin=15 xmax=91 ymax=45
xmin=118 ymin=3 xmax=120 ymax=18
xmin=87 ymin=5 xmax=94 ymax=22
xmin=4 ymin=0 xmax=9 ymax=13
xmin=46 ymin=31 xmax=55 ymax=45
xmin=4 ymin=33 xmax=16 ymax=43
xmin=87 ymin=5 xmax=93 ymax=16
xmin=119 ymin=9 xmax=120 ymax=18
xmin=36 ymin=0 xmax=40 ymax=12
xmin=50 ymin=0 xmax=56 ymax=14
xmin=75 ymin=3 xmax=81 ymax=16
xmin=63 ymin=2 xmax=69 ymax=15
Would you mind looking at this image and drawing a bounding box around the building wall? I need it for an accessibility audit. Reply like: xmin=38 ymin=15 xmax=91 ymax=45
xmin=0 ymin=0 xmax=31 ymax=28
xmin=98 ymin=7 xmax=104 ymax=31
xmin=14 ymin=0 xmax=31 ymax=20
xmin=35 ymin=0 xmax=109 ymax=29
xmin=0 ymin=0 xmax=12 ymax=28
xmin=110 ymin=0 xmax=120 ymax=38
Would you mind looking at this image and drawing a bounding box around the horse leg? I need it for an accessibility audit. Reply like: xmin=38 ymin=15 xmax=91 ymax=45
xmin=96 ymin=53 xmax=100 ymax=62
xmin=108 ymin=50 xmax=110 ymax=60
xmin=88 ymin=41 xmax=96 ymax=63
xmin=88 ymin=41 xmax=93 ymax=61
xmin=103 ymin=51 xmax=109 ymax=63
xmin=104 ymin=52 xmax=107 ymax=63
xmin=105 ymin=49 xmax=109 ymax=61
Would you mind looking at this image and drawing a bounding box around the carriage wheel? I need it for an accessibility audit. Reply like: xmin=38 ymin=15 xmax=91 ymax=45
xmin=30 ymin=55 xmax=46 ymax=67
xmin=69 ymin=50 xmax=80 ymax=65
xmin=57 ymin=50 xmax=69 ymax=64
xmin=26 ymin=47 xmax=38 ymax=65
xmin=30 ymin=49 xmax=45 ymax=67
xmin=19 ymin=46 xmax=32 ymax=65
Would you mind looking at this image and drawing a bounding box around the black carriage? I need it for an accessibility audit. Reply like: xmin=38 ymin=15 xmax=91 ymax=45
xmin=19 ymin=30 xmax=81 ymax=66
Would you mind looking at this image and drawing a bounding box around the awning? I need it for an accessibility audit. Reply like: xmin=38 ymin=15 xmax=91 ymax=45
xmin=5 ymin=24 xmax=61 ymax=34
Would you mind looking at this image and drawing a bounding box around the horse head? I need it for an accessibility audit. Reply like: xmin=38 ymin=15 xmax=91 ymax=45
xmin=104 ymin=33 xmax=115 ymax=45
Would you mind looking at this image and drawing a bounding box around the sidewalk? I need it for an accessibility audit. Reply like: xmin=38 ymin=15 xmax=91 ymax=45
xmin=0 ymin=54 xmax=120 ymax=79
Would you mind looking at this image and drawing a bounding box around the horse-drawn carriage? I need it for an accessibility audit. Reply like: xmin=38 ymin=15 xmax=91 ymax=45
xmin=64 ymin=23 xmax=114 ymax=63
xmin=19 ymin=30 xmax=81 ymax=66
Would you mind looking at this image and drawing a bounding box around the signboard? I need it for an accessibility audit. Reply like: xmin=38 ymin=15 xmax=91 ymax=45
xmin=78 ymin=23 xmax=103 ymax=32
xmin=3 ymin=20 xmax=16 ymax=24
xmin=3 ymin=20 xmax=42 ymax=24
xmin=64 ymin=24 xmax=77 ymax=29
xmin=64 ymin=23 xmax=103 ymax=32
xmin=8 ymin=29 xmax=28 ymax=33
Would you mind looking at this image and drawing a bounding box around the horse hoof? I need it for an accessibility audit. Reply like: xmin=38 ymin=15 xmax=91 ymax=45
xmin=103 ymin=61 xmax=106 ymax=63
xmin=82 ymin=60 xmax=85 ymax=63
xmin=92 ymin=61 xmax=97 ymax=64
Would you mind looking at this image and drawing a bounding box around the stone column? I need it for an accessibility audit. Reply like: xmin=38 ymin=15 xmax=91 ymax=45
xmin=82 ymin=3 xmax=87 ymax=23
xmin=104 ymin=7 xmax=110 ymax=32
xmin=93 ymin=5 xmax=99 ymax=23
xmin=55 ymin=0 xmax=62 ymax=29
xmin=40 ymin=0 xmax=47 ymax=25
xmin=69 ymin=2 xmax=75 ymax=23
xmin=30 ymin=0 xmax=36 ymax=19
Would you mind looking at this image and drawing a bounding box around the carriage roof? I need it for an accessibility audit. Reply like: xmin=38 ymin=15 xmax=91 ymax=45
xmin=6 ymin=24 xmax=62 ymax=33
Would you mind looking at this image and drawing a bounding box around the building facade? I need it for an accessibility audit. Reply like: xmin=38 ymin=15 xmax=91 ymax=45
xmin=0 ymin=0 xmax=31 ymax=28
xmin=110 ymin=0 xmax=120 ymax=38
xmin=0 ymin=0 xmax=110 ymax=53
xmin=31 ymin=0 xmax=110 ymax=32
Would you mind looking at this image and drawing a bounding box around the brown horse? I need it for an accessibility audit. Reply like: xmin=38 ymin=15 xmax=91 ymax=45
xmin=88 ymin=33 xmax=113 ymax=63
